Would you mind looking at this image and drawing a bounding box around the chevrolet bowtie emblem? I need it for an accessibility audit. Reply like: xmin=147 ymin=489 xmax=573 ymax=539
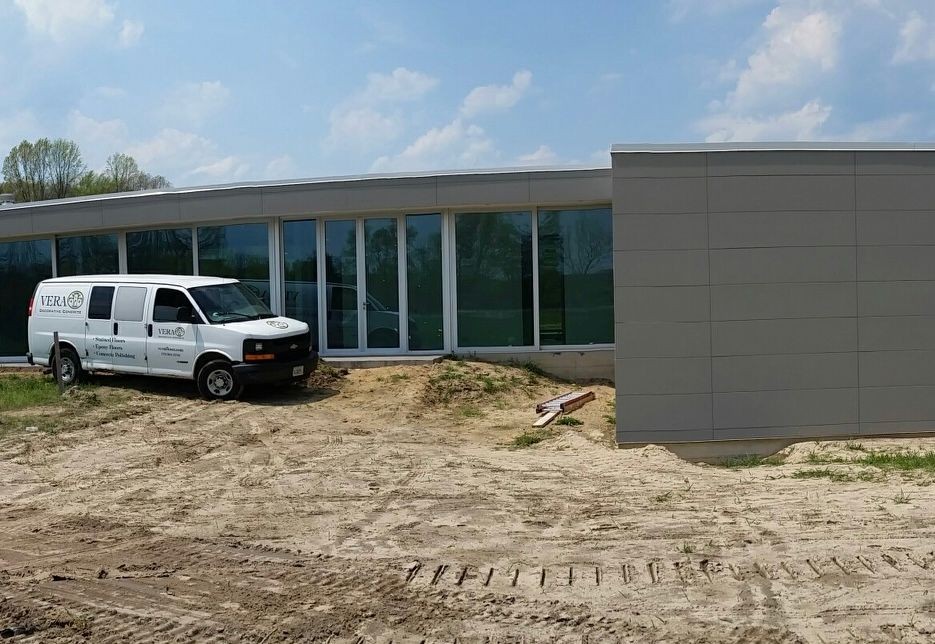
xmin=290 ymin=344 xmax=298 ymax=349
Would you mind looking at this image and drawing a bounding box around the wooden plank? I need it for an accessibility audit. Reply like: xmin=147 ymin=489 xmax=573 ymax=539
xmin=532 ymin=411 xmax=560 ymax=427
xmin=536 ymin=390 xmax=595 ymax=414
xmin=560 ymin=391 xmax=595 ymax=413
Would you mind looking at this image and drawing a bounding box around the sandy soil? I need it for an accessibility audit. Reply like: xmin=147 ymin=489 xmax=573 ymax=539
xmin=1 ymin=361 xmax=935 ymax=643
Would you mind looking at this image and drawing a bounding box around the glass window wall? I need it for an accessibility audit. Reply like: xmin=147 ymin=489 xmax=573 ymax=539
xmin=538 ymin=208 xmax=613 ymax=345
xmin=282 ymin=220 xmax=319 ymax=350
xmin=406 ymin=214 xmax=444 ymax=351
xmin=56 ymin=234 xmax=118 ymax=276
xmin=324 ymin=220 xmax=358 ymax=349
xmin=127 ymin=228 xmax=193 ymax=275
xmin=364 ymin=218 xmax=400 ymax=349
xmin=197 ymin=223 xmax=270 ymax=305
xmin=455 ymin=211 xmax=533 ymax=347
xmin=0 ymin=239 xmax=53 ymax=355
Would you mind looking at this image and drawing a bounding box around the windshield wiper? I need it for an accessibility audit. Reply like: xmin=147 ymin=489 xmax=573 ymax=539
xmin=258 ymin=313 xmax=276 ymax=319
xmin=216 ymin=311 xmax=255 ymax=321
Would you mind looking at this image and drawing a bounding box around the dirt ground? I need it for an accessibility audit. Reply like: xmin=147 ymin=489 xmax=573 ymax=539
xmin=2 ymin=360 xmax=935 ymax=643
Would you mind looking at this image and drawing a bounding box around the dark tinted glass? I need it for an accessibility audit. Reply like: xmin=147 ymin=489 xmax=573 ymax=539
xmin=88 ymin=286 xmax=115 ymax=320
xmin=406 ymin=213 xmax=443 ymax=350
xmin=197 ymin=224 xmax=270 ymax=305
xmin=56 ymin=234 xmax=118 ymax=276
xmin=127 ymin=228 xmax=193 ymax=275
xmin=538 ymin=208 xmax=613 ymax=345
xmin=0 ymin=239 xmax=52 ymax=355
xmin=189 ymin=283 xmax=273 ymax=324
xmin=153 ymin=288 xmax=193 ymax=323
xmin=324 ymin=220 xmax=357 ymax=349
xmin=364 ymin=218 xmax=399 ymax=349
xmin=455 ymin=211 xmax=533 ymax=347
xmin=282 ymin=220 xmax=318 ymax=350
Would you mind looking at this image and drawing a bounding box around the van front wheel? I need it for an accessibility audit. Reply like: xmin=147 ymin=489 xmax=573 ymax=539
xmin=52 ymin=347 xmax=82 ymax=387
xmin=197 ymin=360 xmax=243 ymax=400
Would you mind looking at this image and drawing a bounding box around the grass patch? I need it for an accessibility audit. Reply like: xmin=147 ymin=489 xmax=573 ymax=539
xmin=720 ymin=454 xmax=785 ymax=468
xmin=678 ymin=543 xmax=694 ymax=554
xmin=604 ymin=399 xmax=615 ymax=425
xmin=807 ymin=448 xmax=935 ymax=473
xmin=0 ymin=374 xmax=62 ymax=412
xmin=790 ymin=468 xmax=878 ymax=483
xmin=422 ymin=361 xmax=545 ymax=405
xmin=512 ymin=429 xmax=551 ymax=448
xmin=555 ymin=416 xmax=583 ymax=426
xmin=457 ymin=404 xmax=484 ymax=418
xmin=893 ymin=490 xmax=912 ymax=504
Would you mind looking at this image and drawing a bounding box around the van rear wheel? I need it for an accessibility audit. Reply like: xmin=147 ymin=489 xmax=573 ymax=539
xmin=52 ymin=347 xmax=82 ymax=387
xmin=197 ymin=360 xmax=243 ymax=400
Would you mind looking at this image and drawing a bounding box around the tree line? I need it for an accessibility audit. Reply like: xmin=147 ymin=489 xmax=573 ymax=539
xmin=1 ymin=138 xmax=171 ymax=203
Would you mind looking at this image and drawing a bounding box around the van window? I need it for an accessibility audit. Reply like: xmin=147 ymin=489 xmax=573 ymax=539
xmin=153 ymin=288 xmax=194 ymax=323
xmin=88 ymin=286 xmax=115 ymax=320
xmin=114 ymin=286 xmax=147 ymax=322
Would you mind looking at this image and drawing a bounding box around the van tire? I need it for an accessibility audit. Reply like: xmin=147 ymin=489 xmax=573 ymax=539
xmin=52 ymin=347 xmax=82 ymax=387
xmin=197 ymin=360 xmax=243 ymax=400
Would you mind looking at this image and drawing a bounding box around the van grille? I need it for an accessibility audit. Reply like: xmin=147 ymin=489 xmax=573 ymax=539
xmin=245 ymin=331 xmax=311 ymax=362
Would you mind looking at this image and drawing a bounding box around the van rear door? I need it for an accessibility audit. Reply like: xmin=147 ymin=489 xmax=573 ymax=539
xmin=85 ymin=285 xmax=115 ymax=369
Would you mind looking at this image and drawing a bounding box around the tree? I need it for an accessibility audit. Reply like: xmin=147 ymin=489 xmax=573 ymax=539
xmin=2 ymin=139 xmax=171 ymax=203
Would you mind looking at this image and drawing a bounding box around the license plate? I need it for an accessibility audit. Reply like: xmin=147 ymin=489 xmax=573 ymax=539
xmin=292 ymin=366 xmax=304 ymax=377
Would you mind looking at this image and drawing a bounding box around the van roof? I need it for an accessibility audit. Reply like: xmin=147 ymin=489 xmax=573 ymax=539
xmin=40 ymin=275 xmax=239 ymax=288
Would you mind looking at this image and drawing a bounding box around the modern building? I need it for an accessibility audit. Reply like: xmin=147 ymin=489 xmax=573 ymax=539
xmin=4 ymin=142 xmax=935 ymax=454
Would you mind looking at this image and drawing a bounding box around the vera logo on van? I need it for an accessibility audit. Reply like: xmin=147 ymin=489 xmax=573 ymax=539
xmin=157 ymin=327 xmax=186 ymax=338
xmin=66 ymin=291 xmax=84 ymax=309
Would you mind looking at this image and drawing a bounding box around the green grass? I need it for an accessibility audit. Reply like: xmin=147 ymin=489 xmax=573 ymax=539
xmin=791 ymin=468 xmax=878 ymax=483
xmin=457 ymin=404 xmax=484 ymax=418
xmin=807 ymin=449 xmax=935 ymax=473
xmin=604 ymin=399 xmax=616 ymax=425
xmin=512 ymin=429 xmax=551 ymax=448
xmin=555 ymin=416 xmax=583 ymax=426
xmin=893 ymin=490 xmax=912 ymax=504
xmin=720 ymin=454 xmax=785 ymax=468
xmin=0 ymin=375 xmax=62 ymax=412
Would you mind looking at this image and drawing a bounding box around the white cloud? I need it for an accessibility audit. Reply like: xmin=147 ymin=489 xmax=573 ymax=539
xmin=371 ymin=118 xmax=496 ymax=172
xmin=728 ymin=6 xmax=841 ymax=110
xmin=838 ymin=113 xmax=915 ymax=141
xmin=362 ymin=67 xmax=438 ymax=102
xmin=325 ymin=67 xmax=438 ymax=151
xmin=893 ymin=11 xmax=935 ymax=63
xmin=67 ymin=110 xmax=130 ymax=167
xmin=126 ymin=128 xmax=216 ymax=169
xmin=0 ymin=110 xmax=42 ymax=157
xmin=701 ymin=100 xmax=832 ymax=142
xmin=668 ymin=0 xmax=768 ymax=22
xmin=460 ymin=70 xmax=533 ymax=118
xmin=517 ymin=145 xmax=558 ymax=165
xmin=13 ymin=0 xmax=114 ymax=43
xmin=191 ymin=156 xmax=250 ymax=181
xmin=264 ymin=155 xmax=296 ymax=179
xmin=326 ymin=106 xmax=401 ymax=151
xmin=159 ymin=81 xmax=231 ymax=127
xmin=118 ymin=19 xmax=144 ymax=47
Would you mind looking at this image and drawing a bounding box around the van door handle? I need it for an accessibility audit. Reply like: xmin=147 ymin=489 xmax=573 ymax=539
xmin=113 ymin=322 xmax=118 ymax=336
xmin=147 ymin=324 xmax=153 ymax=337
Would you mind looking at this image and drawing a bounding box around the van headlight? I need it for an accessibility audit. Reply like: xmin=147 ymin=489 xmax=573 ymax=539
xmin=243 ymin=339 xmax=274 ymax=361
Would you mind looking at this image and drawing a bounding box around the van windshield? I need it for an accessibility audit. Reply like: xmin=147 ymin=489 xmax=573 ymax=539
xmin=188 ymin=282 xmax=275 ymax=324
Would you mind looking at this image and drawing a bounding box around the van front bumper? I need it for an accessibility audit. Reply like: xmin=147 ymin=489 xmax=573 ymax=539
xmin=232 ymin=351 xmax=319 ymax=385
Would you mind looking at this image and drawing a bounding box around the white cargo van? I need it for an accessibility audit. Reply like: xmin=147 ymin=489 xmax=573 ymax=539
xmin=26 ymin=275 xmax=318 ymax=400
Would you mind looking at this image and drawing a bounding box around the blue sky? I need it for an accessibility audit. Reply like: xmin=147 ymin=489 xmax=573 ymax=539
xmin=2 ymin=0 xmax=935 ymax=186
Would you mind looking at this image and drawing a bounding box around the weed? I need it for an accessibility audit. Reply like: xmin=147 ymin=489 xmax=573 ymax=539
xmin=512 ymin=429 xmax=551 ymax=448
xmin=893 ymin=490 xmax=912 ymax=504
xmin=604 ymin=399 xmax=616 ymax=424
xmin=808 ymin=449 xmax=935 ymax=473
xmin=389 ymin=373 xmax=410 ymax=383
xmin=652 ymin=491 xmax=673 ymax=503
xmin=678 ymin=543 xmax=694 ymax=554
xmin=458 ymin=404 xmax=483 ymax=418
xmin=0 ymin=374 xmax=62 ymax=412
xmin=721 ymin=454 xmax=784 ymax=468
xmin=845 ymin=441 xmax=865 ymax=452
xmin=556 ymin=416 xmax=583 ymax=426
xmin=791 ymin=468 xmax=854 ymax=482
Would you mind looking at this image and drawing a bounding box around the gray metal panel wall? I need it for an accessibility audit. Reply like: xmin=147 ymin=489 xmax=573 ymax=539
xmin=613 ymin=149 xmax=935 ymax=444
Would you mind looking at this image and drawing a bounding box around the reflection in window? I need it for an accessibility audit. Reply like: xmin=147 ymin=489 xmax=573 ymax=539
xmin=406 ymin=214 xmax=443 ymax=351
xmin=324 ymin=220 xmax=358 ymax=349
xmin=127 ymin=228 xmax=193 ymax=275
xmin=197 ymin=223 xmax=270 ymax=305
xmin=56 ymin=234 xmax=118 ymax=276
xmin=455 ymin=211 xmax=533 ymax=347
xmin=364 ymin=218 xmax=400 ymax=349
xmin=282 ymin=220 xmax=319 ymax=350
xmin=538 ymin=208 xmax=613 ymax=345
xmin=0 ymin=239 xmax=52 ymax=355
